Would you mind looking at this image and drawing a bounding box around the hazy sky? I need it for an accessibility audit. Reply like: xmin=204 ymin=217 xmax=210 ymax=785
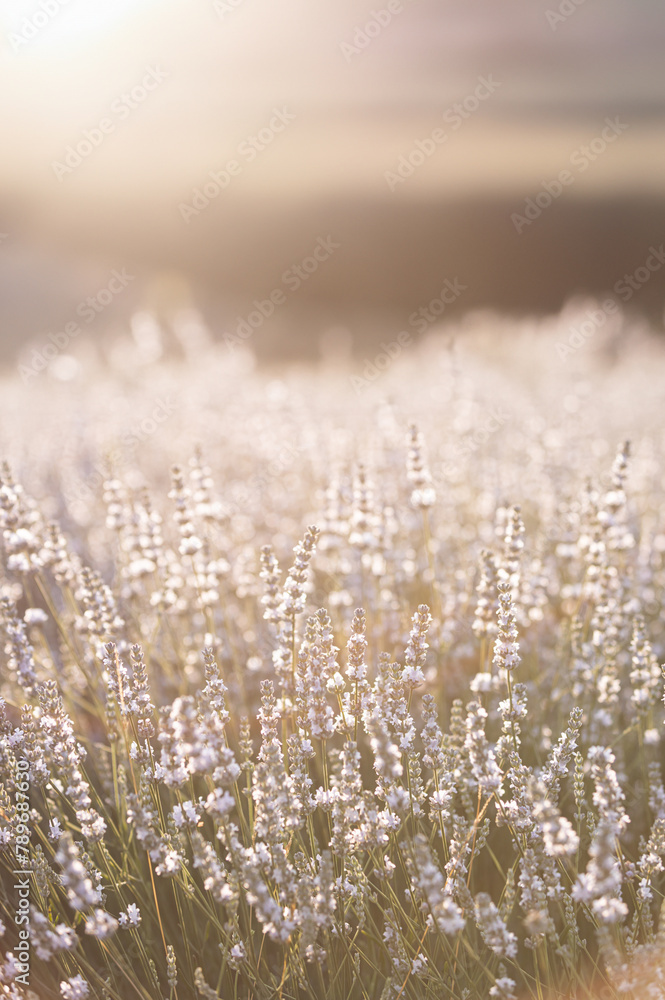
xmin=2 ymin=0 xmax=664 ymax=212
xmin=1 ymin=0 xmax=664 ymax=359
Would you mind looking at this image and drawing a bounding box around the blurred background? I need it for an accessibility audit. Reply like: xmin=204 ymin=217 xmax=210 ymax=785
xmin=1 ymin=0 xmax=665 ymax=365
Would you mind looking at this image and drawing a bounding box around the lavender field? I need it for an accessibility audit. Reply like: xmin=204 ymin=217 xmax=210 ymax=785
xmin=1 ymin=314 xmax=665 ymax=999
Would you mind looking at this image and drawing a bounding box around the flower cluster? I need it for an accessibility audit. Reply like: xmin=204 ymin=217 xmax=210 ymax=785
xmin=1 ymin=320 xmax=665 ymax=999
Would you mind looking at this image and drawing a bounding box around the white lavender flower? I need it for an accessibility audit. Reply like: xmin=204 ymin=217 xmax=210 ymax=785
xmin=0 ymin=597 xmax=39 ymax=693
xmin=117 ymin=903 xmax=141 ymax=927
xmin=464 ymin=701 xmax=503 ymax=795
xmin=473 ymin=549 xmax=499 ymax=639
xmin=29 ymin=910 xmax=77 ymax=961
xmin=56 ymin=835 xmax=102 ymax=911
xmin=492 ymin=580 xmax=520 ymax=673
xmin=402 ymin=604 xmax=431 ymax=689
xmin=252 ymin=680 xmax=301 ymax=841
xmin=420 ymin=694 xmax=445 ymax=771
xmin=406 ymin=424 xmax=436 ymax=508
xmin=532 ymin=782 xmax=579 ymax=858
xmin=60 ymin=975 xmax=90 ymax=999
xmin=474 ymin=892 xmax=518 ymax=958
xmin=573 ymin=747 xmax=629 ymax=923
xmin=489 ymin=976 xmax=517 ymax=999
xmin=404 ymin=834 xmax=464 ymax=935
xmin=84 ymin=909 xmax=118 ymax=939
